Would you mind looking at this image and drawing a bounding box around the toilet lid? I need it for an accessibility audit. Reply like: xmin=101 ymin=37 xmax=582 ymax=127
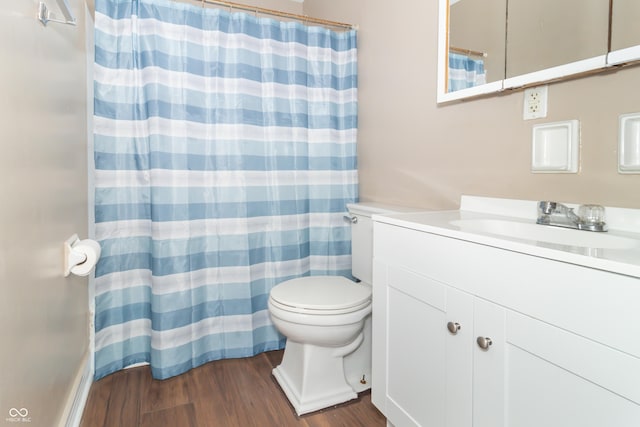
xmin=270 ymin=276 xmax=371 ymax=313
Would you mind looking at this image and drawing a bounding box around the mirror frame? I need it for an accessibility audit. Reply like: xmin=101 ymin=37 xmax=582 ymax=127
xmin=609 ymin=45 xmax=640 ymax=66
xmin=437 ymin=0 xmax=634 ymax=104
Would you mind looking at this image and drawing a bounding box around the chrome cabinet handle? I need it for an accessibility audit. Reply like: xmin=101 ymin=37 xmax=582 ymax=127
xmin=343 ymin=215 xmax=358 ymax=224
xmin=476 ymin=336 xmax=493 ymax=350
xmin=447 ymin=322 xmax=461 ymax=335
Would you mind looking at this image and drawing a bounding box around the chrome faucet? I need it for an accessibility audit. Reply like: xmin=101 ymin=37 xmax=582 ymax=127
xmin=536 ymin=201 xmax=608 ymax=232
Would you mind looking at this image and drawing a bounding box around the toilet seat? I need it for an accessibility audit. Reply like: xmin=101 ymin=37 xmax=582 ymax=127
xmin=270 ymin=276 xmax=371 ymax=315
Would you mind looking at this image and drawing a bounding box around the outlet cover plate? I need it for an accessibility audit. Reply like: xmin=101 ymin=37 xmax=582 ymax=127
xmin=523 ymin=85 xmax=548 ymax=120
xmin=531 ymin=120 xmax=579 ymax=173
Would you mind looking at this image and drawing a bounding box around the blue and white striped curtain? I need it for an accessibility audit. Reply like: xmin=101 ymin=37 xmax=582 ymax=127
xmin=93 ymin=0 xmax=358 ymax=380
xmin=448 ymin=52 xmax=486 ymax=92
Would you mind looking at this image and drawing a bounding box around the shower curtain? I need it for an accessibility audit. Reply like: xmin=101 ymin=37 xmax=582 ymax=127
xmin=448 ymin=52 xmax=486 ymax=91
xmin=93 ymin=0 xmax=358 ymax=380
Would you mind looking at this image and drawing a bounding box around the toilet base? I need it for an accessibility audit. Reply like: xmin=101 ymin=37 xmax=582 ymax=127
xmin=272 ymin=340 xmax=359 ymax=415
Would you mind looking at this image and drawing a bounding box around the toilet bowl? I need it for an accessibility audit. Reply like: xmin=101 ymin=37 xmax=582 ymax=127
xmin=268 ymin=202 xmax=412 ymax=415
xmin=269 ymin=276 xmax=372 ymax=415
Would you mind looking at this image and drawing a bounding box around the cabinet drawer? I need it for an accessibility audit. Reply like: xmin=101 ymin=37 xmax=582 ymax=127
xmin=388 ymin=266 xmax=446 ymax=311
xmin=507 ymin=310 xmax=640 ymax=405
xmin=505 ymin=310 xmax=640 ymax=427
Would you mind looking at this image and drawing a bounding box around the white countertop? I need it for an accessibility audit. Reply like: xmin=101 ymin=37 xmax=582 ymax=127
xmin=372 ymin=196 xmax=640 ymax=279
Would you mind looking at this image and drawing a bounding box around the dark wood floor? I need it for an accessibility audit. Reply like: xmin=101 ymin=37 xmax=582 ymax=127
xmin=80 ymin=350 xmax=386 ymax=427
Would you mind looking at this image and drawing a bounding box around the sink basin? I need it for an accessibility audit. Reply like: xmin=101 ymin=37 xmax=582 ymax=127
xmin=450 ymin=218 xmax=639 ymax=249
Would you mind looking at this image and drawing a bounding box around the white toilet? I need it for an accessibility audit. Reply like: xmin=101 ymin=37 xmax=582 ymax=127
xmin=268 ymin=203 xmax=407 ymax=415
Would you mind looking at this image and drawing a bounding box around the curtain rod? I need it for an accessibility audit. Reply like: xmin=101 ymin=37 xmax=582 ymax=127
xmin=449 ymin=46 xmax=487 ymax=58
xmin=197 ymin=0 xmax=356 ymax=30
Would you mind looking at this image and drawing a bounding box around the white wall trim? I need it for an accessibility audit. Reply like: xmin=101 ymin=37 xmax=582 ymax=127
xmin=58 ymin=352 xmax=93 ymax=427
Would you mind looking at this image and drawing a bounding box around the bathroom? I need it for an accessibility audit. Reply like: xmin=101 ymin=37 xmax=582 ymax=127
xmin=1 ymin=0 xmax=639 ymax=426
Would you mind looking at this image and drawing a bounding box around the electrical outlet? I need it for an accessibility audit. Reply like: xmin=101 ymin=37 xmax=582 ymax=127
xmin=523 ymin=85 xmax=548 ymax=120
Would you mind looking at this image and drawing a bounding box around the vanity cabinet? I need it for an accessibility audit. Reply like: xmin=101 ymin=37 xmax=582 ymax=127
xmin=371 ymin=221 xmax=640 ymax=427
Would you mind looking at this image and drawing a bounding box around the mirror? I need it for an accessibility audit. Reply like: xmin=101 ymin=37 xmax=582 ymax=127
xmin=448 ymin=0 xmax=506 ymax=89
xmin=438 ymin=0 xmax=632 ymax=103
xmin=437 ymin=0 xmax=506 ymax=100
xmin=505 ymin=0 xmax=609 ymax=78
xmin=609 ymin=0 xmax=640 ymax=65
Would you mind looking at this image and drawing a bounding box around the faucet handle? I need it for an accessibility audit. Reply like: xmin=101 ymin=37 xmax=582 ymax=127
xmin=538 ymin=201 xmax=557 ymax=215
xmin=578 ymin=204 xmax=606 ymax=225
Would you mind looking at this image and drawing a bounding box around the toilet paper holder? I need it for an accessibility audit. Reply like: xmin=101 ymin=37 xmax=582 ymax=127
xmin=63 ymin=234 xmax=89 ymax=277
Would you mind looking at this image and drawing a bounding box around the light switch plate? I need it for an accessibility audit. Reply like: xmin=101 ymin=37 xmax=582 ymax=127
xmin=618 ymin=113 xmax=640 ymax=173
xmin=531 ymin=120 xmax=579 ymax=173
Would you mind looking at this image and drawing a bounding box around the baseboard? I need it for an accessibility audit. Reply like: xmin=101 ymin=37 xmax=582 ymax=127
xmin=58 ymin=351 xmax=93 ymax=427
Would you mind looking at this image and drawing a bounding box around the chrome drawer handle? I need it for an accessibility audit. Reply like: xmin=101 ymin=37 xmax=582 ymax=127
xmin=447 ymin=322 xmax=461 ymax=335
xmin=477 ymin=336 xmax=493 ymax=350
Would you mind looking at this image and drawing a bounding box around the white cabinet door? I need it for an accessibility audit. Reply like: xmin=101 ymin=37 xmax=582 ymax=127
xmin=503 ymin=311 xmax=640 ymax=427
xmin=384 ymin=266 xmax=447 ymax=427
xmin=444 ymin=287 xmax=474 ymax=427
xmin=472 ymin=303 xmax=640 ymax=427
xmin=473 ymin=298 xmax=506 ymax=427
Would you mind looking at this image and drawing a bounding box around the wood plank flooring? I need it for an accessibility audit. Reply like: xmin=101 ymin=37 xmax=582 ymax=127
xmin=80 ymin=350 xmax=386 ymax=427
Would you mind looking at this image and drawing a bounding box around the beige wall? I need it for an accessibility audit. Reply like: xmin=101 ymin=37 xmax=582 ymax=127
xmin=304 ymin=0 xmax=640 ymax=210
xmin=0 ymin=1 xmax=90 ymax=426
xmin=179 ymin=0 xmax=303 ymax=15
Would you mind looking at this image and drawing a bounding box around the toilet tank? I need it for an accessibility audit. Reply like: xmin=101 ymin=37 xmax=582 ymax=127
xmin=346 ymin=203 xmax=414 ymax=285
